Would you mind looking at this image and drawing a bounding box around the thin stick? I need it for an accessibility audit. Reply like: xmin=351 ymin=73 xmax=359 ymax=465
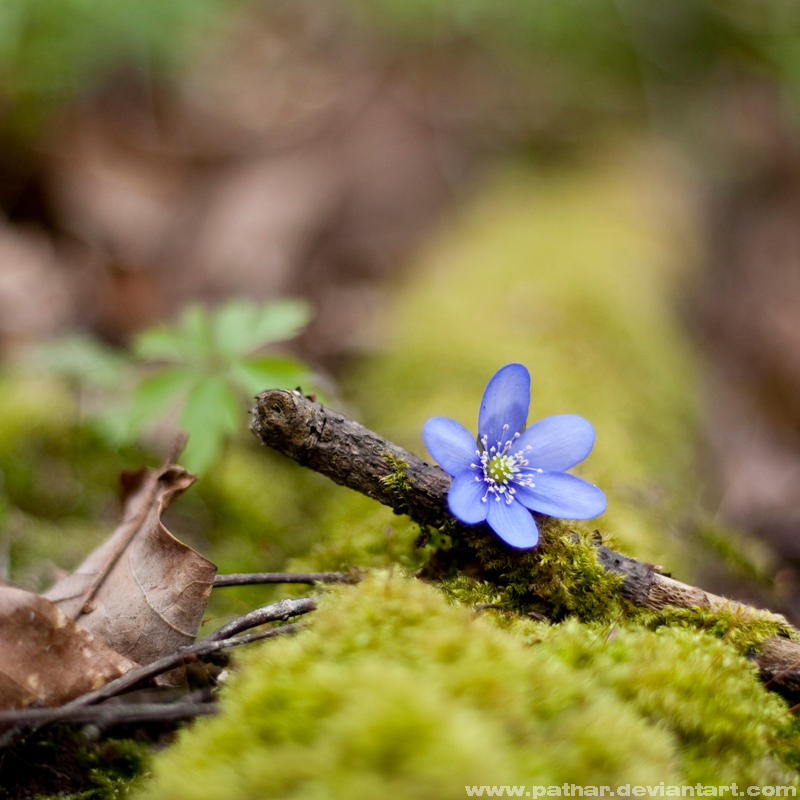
xmin=71 ymin=475 xmax=161 ymax=618
xmin=214 ymin=571 xmax=357 ymax=587
xmin=0 ymin=623 xmax=300 ymax=750
xmin=202 ymin=597 xmax=316 ymax=642
xmin=0 ymin=700 xmax=218 ymax=729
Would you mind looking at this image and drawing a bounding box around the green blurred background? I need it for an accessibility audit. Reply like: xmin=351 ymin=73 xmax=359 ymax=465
xmin=1 ymin=0 xmax=799 ymax=626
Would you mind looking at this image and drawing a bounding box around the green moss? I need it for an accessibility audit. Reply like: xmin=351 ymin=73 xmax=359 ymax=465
xmin=278 ymin=449 xmax=425 ymax=579
xmin=691 ymin=517 xmax=777 ymax=587
xmin=0 ymin=373 xmax=149 ymax=592
xmin=435 ymin=517 xmax=625 ymax=622
xmin=80 ymin=738 xmax=151 ymax=799
xmin=192 ymin=445 xmax=339 ymax=622
xmin=378 ymin=451 xmax=413 ymax=515
xmin=2 ymin=730 xmax=150 ymax=799
xmin=439 ymin=573 xmax=508 ymax=609
xmin=291 ymin=492 xmax=424 ymax=575
xmin=632 ymin=605 xmax=794 ymax=656
xmin=137 ymin=575 xmax=798 ymax=799
xmin=519 ymin=616 xmax=800 ymax=784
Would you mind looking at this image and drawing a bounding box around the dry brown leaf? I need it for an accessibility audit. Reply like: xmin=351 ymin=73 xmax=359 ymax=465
xmin=44 ymin=463 xmax=217 ymax=668
xmin=0 ymin=586 xmax=137 ymax=710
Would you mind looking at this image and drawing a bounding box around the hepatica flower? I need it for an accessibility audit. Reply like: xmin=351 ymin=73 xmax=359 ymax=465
xmin=423 ymin=363 xmax=606 ymax=549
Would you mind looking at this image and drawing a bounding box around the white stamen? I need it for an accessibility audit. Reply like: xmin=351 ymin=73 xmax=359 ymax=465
xmin=473 ymin=430 xmax=539 ymax=504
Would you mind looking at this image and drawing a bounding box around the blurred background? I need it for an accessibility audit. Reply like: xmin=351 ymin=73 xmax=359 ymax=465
xmin=0 ymin=0 xmax=799 ymax=622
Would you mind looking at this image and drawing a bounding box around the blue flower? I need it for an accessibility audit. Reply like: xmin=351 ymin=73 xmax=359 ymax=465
xmin=422 ymin=363 xmax=606 ymax=549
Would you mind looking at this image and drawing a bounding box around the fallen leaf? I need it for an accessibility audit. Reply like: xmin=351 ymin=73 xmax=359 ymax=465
xmin=44 ymin=463 xmax=217 ymax=669
xmin=0 ymin=586 xmax=136 ymax=710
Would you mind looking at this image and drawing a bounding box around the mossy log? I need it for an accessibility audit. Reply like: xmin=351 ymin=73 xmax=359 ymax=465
xmin=250 ymin=389 xmax=800 ymax=696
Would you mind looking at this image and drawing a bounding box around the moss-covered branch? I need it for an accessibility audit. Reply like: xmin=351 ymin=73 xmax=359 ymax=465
xmin=250 ymin=389 xmax=800 ymax=696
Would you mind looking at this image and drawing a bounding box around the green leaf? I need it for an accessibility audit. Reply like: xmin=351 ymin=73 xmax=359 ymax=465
xmin=32 ymin=334 xmax=127 ymax=389
xmin=213 ymin=298 xmax=311 ymax=358
xmin=133 ymin=325 xmax=186 ymax=363
xmin=133 ymin=304 xmax=214 ymax=365
xmin=230 ymin=356 xmax=313 ymax=396
xmin=178 ymin=304 xmax=215 ymax=356
xmin=179 ymin=375 xmax=242 ymax=473
xmin=125 ymin=366 xmax=197 ymax=435
xmin=249 ymin=299 xmax=311 ymax=348
xmin=213 ymin=299 xmax=261 ymax=357
xmin=96 ymin=366 xmax=196 ymax=444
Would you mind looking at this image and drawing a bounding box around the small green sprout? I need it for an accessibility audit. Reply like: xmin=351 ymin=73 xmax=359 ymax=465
xmin=121 ymin=298 xmax=314 ymax=473
xmin=33 ymin=298 xmax=316 ymax=474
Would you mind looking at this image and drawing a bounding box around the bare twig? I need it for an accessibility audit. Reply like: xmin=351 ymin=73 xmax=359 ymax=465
xmin=0 ymin=597 xmax=313 ymax=749
xmin=0 ymin=700 xmax=217 ymax=730
xmin=250 ymin=389 xmax=452 ymax=529
xmin=214 ymin=571 xmax=358 ymax=587
xmin=166 ymin=432 xmax=189 ymax=466
xmin=0 ymin=623 xmax=301 ymax=749
xmin=250 ymin=389 xmax=800 ymax=696
xmin=70 ymin=621 xmax=303 ymax=709
xmin=203 ymin=596 xmax=316 ymax=642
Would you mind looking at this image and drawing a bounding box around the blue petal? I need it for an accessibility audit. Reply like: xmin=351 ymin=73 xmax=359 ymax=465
xmin=513 ymin=415 xmax=595 ymax=471
xmin=478 ymin=363 xmax=530 ymax=446
xmin=486 ymin=497 xmax=539 ymax=548
xmin=514 ymin=471 xmax=606 ymax=520
xmin=423 ymin=417 xmax=477 ymax=476
xmin=448 ymin=471 xmax=489 ymax=524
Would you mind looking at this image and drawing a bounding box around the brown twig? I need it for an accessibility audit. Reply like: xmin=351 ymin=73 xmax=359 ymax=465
xmin=250 ymin=389 xmax=800 ymax=696
xmin=0 ymin=620 xmax=304 ymax=750
xmin=202 ymin=596 xmax=317 ymax=642
xmin=250 ymin=389 xmax=453 ymax=529
xmin=0 ymin=700 xmax=218 ymax=730
xmin=65 ymin=597 xmax=315 ymax=709
xmin=214 ymin=571 xmax=358 ymax=587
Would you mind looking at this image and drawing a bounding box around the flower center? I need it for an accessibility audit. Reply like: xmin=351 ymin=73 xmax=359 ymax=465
xmin=487 ymin=454 xmax=514 ymax=483
xmin=470 ymin=424 xmax=539 ymax=505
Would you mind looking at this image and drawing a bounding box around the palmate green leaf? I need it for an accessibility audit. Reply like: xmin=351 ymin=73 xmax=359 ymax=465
xmin=214 ymin=298 xmax=311 ymax=358
xmin=133 ymin=305 xmax=214 ymax=365
xmin=120 ymin=298 xmax=315 ymax=473
xmin=179 ymin=375 xmax=242 ymax=474
xmin=230 ymin=356 xmax=312 ymax=397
